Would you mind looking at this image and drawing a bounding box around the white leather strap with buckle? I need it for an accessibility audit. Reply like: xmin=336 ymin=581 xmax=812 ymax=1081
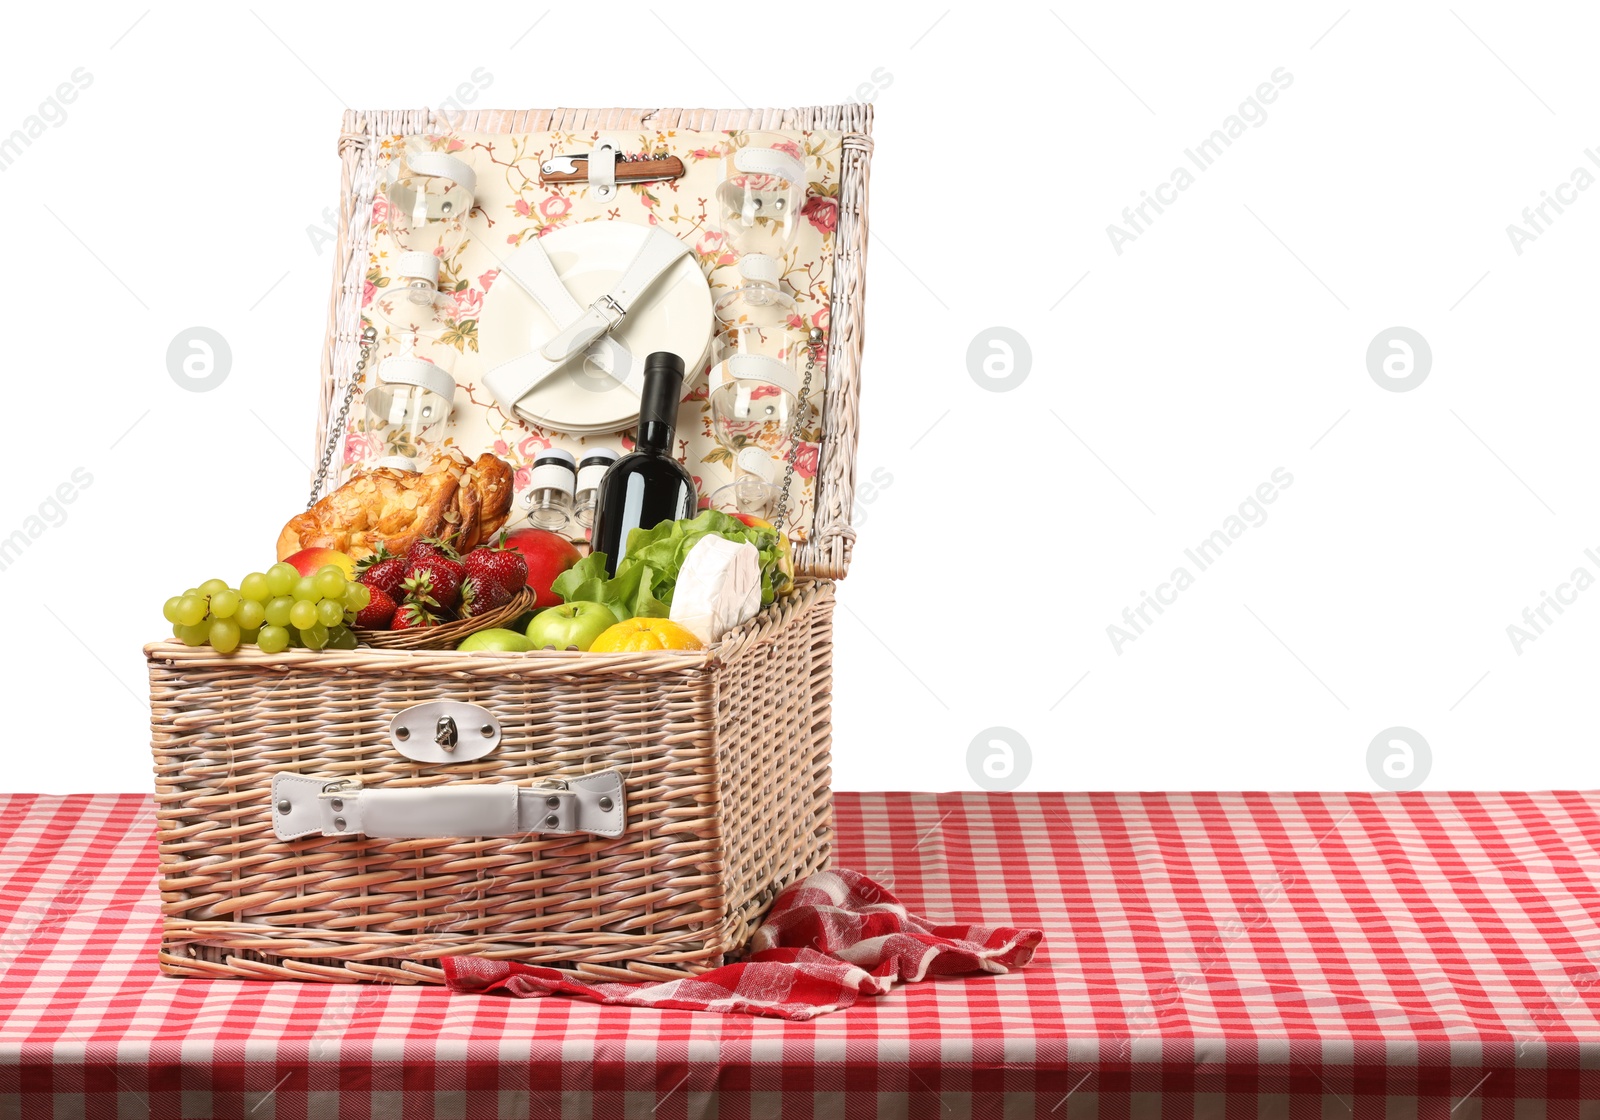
xmin=271 ymin=768 xmax=626 ymax=842
xmin=482 ymin=226 xmax=693 ymax=421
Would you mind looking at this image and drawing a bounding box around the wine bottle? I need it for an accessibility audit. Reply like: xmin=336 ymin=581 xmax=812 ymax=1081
xmin=590 ymin=352 xmax=698 ymax=576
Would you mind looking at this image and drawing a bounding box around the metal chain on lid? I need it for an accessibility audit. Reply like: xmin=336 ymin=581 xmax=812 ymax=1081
xmin=771 ymin=327 xmax=824 ymax=531
xmin=308 ymin=323 xmax=377 ymax=508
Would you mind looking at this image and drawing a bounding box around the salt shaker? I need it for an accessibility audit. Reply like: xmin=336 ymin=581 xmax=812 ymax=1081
xmin=573 ymin=448 xmax=619 ymax=529
xmin=525 ymin=448 xmax=577 ymax=530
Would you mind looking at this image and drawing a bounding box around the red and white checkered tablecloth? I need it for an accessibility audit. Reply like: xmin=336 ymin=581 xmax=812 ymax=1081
xmin=3 ymin=790 xmax=1599 ymax=1119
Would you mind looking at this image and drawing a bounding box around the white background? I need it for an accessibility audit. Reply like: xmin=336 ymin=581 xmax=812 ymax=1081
xmin=2 ymin=2 xmax=1597 ymax=793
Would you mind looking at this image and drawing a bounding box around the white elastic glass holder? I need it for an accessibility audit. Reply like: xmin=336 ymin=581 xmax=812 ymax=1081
xmin=376 ymin=356 xmax=456 ymax=404
xmin=385 ymin=150 xmax=477 ymax=227
xmin=709 ymin=353 xmax=800 ymax=400
xmin=363 ymin=356 xmax=457 ymax=470
xmin=716 ymin=146 xmax=804 ymax=259
xmin=710 ymin=446 xmax=781 ymax=517
xmin=393 ymin=252 xmax=442 ymax=290
xmin=709 ymin=356 xmax=802 ymax=467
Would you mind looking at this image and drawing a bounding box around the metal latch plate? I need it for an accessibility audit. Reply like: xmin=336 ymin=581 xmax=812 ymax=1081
xmin=389 ymin=701 xmax=500 ymax=763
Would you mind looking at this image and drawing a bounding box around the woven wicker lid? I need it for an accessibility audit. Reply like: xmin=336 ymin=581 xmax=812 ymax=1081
xmin=316 ymin=105 xmax=872 ymax=580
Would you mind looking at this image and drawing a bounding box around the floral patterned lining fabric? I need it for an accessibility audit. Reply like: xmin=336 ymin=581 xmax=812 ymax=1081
xmin=342 ymin=128 xmax=843 ymax=542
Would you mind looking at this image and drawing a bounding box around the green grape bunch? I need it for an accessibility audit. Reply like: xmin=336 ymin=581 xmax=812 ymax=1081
xmin=162 ymin=562 xmax=370 ymax=654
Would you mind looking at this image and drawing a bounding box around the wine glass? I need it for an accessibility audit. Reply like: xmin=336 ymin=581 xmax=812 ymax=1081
xmin=715 ymin=131 xmax=804 ymax=277
xmin=383 ymin=141 xmax=475 ymax=294
xmin=363 ymin=351 xmax=457 ymax=472
xmin=706 ymin=258 xmax=811 ymax=516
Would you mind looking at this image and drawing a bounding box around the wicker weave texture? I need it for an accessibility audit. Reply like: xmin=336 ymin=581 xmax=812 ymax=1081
xmin=316 ymin=105 xmax=872 ymax=579
xmin=148 ymin=581 xmax=835 ymax=984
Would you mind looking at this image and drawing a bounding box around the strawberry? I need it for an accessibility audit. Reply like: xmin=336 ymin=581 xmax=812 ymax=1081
xmin=391 ymin=599 xmax=440 ymax=630
xmin=352 ymin=586 xmax=398 ymax=630
xmin=401 ymin=571 xmax=441 ymax=608
xmin=357 ymin=547 xmax=407 ymax=599
xmin=405 ymin=537 xmax=459 ymax=566
xmin=460 ymin=573 xmax=513 ymax=618
xmin=463 ymin=542 xmax=529 ymax=598
xmin=405 ymin=554 xmax=464 ymax=611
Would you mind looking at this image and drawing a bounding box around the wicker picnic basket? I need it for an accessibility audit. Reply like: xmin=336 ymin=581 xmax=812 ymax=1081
xmin=146 ymin=104 xmax=871 ymax=984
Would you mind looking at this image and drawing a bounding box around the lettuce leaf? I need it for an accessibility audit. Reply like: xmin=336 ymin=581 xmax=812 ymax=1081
xmin=553 ymin=511 xmax=786 ymax=621
xmin=549 ymin=553 xmax=666 ymax=622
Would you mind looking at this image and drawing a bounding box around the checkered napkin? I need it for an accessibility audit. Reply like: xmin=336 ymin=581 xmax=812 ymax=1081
xmin=442 ymin=868 xmax=1043 ymax=1020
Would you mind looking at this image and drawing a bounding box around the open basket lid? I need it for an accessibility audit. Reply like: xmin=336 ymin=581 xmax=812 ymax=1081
xmin=313 ymin=105 xmax=873 ymax=581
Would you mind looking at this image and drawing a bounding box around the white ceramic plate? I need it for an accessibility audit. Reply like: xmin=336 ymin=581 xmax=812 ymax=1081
xmin=480 ymin=222 xmax=713 ymax=434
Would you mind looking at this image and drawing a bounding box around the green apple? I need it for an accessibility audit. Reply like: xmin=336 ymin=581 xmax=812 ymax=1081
xmin=526 ymin=601 xmax=615 ymax=651
xmin=457 ymin=628 xmax=533 ymax=653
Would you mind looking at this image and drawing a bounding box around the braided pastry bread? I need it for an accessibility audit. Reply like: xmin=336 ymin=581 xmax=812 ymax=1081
xmin=277 ymin=449 xmax=514 ymax=562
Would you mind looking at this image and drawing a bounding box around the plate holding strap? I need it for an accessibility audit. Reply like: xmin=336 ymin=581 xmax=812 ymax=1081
xmin=481 ymin=226 xmax=694 ymax=424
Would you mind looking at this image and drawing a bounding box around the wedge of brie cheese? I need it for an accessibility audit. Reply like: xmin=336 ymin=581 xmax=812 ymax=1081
xmin=670 ymin=536 xmax=762 ymax=645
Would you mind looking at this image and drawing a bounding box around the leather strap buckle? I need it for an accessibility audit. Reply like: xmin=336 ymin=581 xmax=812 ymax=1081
xmin=592 ymin=293 xmax=626 ymax=331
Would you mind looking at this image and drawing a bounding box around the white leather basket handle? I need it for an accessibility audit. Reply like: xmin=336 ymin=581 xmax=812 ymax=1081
xmin=270 ymin=767 xmax=626 ymax=842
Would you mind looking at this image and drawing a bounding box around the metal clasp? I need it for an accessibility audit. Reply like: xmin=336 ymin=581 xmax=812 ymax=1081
xmin=389 ymin=701 xmax=501 ymax=763
xmin=591 ymin=293 xmax=626 ymax=331
xmin=435 ymin=715 xmax=458 ymax=752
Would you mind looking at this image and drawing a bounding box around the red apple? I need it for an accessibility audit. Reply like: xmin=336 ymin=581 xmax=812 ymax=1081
xmin=284 ymin=547 xmax=355 ymax=578
xmin=501 ymin=528 xmax=582 ymax=608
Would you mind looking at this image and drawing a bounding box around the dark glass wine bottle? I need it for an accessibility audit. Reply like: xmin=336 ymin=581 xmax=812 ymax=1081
xmin=590 ymin=352 xmax=697 ymax=576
